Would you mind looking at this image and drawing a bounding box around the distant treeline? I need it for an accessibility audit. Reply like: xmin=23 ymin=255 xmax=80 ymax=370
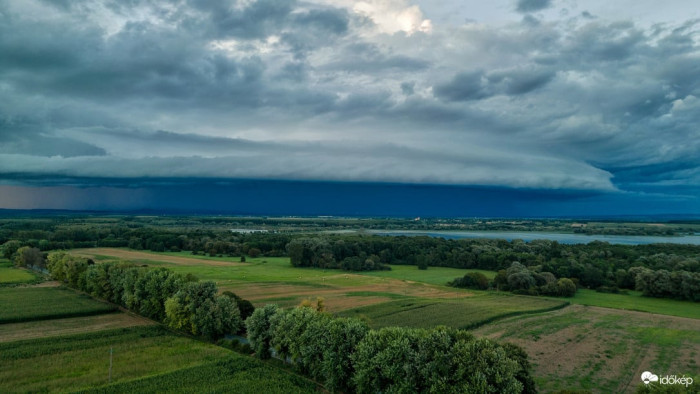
xmin=2 ymin=216 xmax=699 ymax=301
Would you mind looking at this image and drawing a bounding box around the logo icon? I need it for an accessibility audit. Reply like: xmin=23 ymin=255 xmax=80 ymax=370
xmin=641 ymin=371 xmax=659 ymax=385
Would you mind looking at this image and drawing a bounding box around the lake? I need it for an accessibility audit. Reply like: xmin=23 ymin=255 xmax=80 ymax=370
xmin=361 ymin=230 xmax=700 ymax=245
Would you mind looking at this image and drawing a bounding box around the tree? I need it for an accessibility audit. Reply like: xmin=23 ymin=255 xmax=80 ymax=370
xmin=222 ymin=291 xmax=255 ymax=322
xmin=1 ymin=240 xmax=22 ymax=260
xmin=245 ymin=304 xmax=280 ymax=359
xmin=13 ymin=246 xmax=44 ymax=268
xmin=556 ymin=278 xmax=577 ymax=297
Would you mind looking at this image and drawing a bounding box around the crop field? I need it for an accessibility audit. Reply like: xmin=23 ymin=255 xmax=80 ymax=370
xmin=0 ymin=313 xmax=154 ymax=343
xmin=83 ymin=357 xmax=318 ymax=393
xmin=339 ymin=294 xmax=568 ymax=329
xmin=0 ymin=287 xmax=117 ymax=323
xmin=0 ymin=326 xmax=316 ymax=393
xmin=473 ymin=304 xmax=700 ymax=393
xmin=66 ymin=248 xmax=700 ymax=393
xmin=0 ymin=281 xmax=318 ymax=393
xmin=0 ymin=259 xmax=39 ymax=285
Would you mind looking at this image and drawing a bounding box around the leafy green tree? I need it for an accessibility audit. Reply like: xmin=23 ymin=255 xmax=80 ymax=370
xmin=193 ymin=295 xmax=242 ymax=339
xmin=556 ymin=278 xmax=577 ymax=297
xmin=222 ymin=291 xmax=256 ymax=321
xmin=1 ymin=240 xmax=22 ymax=260
xmin=245 ymin=304 xmax=281 ymax=359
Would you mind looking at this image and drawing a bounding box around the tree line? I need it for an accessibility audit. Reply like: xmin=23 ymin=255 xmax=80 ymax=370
xmin=3 ymin=219 xmax=699 ymax=301
xmin=450 ymin=262 xmax=578 ymax=297
xmin=246 ymin=304 xmax=535 ymax=394
xmin=45 ymin=251 xmax=255 ymax=339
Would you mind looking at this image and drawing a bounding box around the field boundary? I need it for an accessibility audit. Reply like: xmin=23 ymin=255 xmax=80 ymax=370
xmin=462 ymin=301 xmax=571 ymax=330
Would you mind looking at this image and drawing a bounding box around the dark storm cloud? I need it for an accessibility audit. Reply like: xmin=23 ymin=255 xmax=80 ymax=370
xmin=0 ymin=0 xmax=698 ymax=202
xmin=433 ymin=66 xmax=555 ymax=101
xmin=515 ymin=0 xmax=552 ymax=13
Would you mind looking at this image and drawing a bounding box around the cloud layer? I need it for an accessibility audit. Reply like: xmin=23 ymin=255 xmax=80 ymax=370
xmin=0 ymin=0 xmax=698 ymax=198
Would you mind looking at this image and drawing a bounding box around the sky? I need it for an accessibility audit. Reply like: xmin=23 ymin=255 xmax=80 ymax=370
xmin=0 ymin=0 xmax=698 ymax=216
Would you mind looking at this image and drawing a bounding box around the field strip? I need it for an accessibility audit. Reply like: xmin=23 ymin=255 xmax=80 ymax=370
xmin=0 ymin=312 xmax=155 ymax=343
xmin=472 ymin=304 xmax=700 ymax=393
xmin=71 ymin=248 xmax=247 ymax=267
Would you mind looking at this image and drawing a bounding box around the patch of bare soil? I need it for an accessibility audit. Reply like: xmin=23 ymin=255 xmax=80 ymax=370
xmin=473 ymin=305 xmax=700 ymax=393
xmin=226 ymin=278 xmax=472 ymax=312
xmin=71 ymin=248 xmax=246 ymax=267
xmin=0 ymin=312 xmax=155 ymax=343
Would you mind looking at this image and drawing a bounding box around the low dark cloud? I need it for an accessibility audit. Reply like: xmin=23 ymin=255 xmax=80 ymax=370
xmin=0 ymin=0 xmax=697 ymax=209
xmin=515 ymin=0 xmax=553 ymax=13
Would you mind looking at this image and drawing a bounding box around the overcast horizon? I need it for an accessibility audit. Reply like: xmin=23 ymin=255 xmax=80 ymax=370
xmin=1 ymin=0 xmax=698 ymax=216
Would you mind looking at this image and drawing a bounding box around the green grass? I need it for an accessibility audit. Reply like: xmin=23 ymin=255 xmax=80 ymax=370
xmin=0 ymin=261 xmax=40 ymax=285
xmin=0 ymin=326 xmax=315 ymax=393
xmin=363 ymin=264 xmax=496 ymax=285
xmin=82 ymin=356 xmax=318 ymax=393
xmin=567 ymin=289 xmax=700 ymax=319
xmin=339 ymin=293 xmax=568 ymax=330
xmin=0 ymin=287 xmax=117 ymax=324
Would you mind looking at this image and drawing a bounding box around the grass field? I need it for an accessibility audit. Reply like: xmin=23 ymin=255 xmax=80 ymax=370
xmin=339 ymin=294 xmax=568 ymax=329
xmin=0 ymin=287 xmax=117 ymax=323
xmin=0 ymin=326 xmax=316 ymax=393
xmin=83 ymin=357 xmax=318 ymax=393
xmin=0 ymin=259 xmax=40 ymax=285
xmin=566 ymin=289 xmax=700 ymax=320
xmin=0 ymin=313 xmax=154 ymax=343
xmin=474 ymin=304 xmax=700 ymax=393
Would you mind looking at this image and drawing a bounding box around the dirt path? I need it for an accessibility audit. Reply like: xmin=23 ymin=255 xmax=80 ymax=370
xmin=71 ymin=248 xmax=246 ymax=267
xmin=0 ymin=312 xmax=155 ymax=343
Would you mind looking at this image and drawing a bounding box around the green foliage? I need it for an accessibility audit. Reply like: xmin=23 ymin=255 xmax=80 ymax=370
xmin=352 ymin=326 xmax=523 ymax=393
xmin=13 ymin=246 xmax=45 ymax=268
xmin=0 ymin=287 xmax=116 ymax=324
xmin=450 ymin=271 xmax=490 ymax=290
xmin=246 ymin=304 xmax=281 ymax=360
xmin=222 ymin=290 xmax=256 ymax=322
xmin=1 ymin=240 xmax=22 ymax=260
xmin=164 ymin=281 xmax=240 ymax=339
xmin=634 ymin=267 xmax=700 ymax=301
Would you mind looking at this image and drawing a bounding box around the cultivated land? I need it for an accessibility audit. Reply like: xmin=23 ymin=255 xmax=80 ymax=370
xmin=0 ymin=284 xmax=318 ymax=393
xmin=66 ymin=247 xmax=700 ymax=393
xmin=0 ymin=286 xmax=117 ymax=323
xmin=473 ymin=305 xmax=700 ymax=394
xmin=0 ymin=313 xmax=154 ymax=343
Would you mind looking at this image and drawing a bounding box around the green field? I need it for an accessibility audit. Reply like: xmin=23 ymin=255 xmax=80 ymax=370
xmin=473 ymin=305 xmax=700 ymax=393
xmin=0 ymin=326 xmax=317 ymax=393
xmin=566 ymin=289 xmax=700 ymax=320
xmin=0 ymin=287 xmax=117 ymax=323
xmin=364 ymin=264 xmax=496 ymax=285
xmin=0 ymin=259 xmax=40 ymax=285
xmin=339 ymin=294 xmax=568 ymax=329
xmin=84 ymin=357 xmax=317 ymax=393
